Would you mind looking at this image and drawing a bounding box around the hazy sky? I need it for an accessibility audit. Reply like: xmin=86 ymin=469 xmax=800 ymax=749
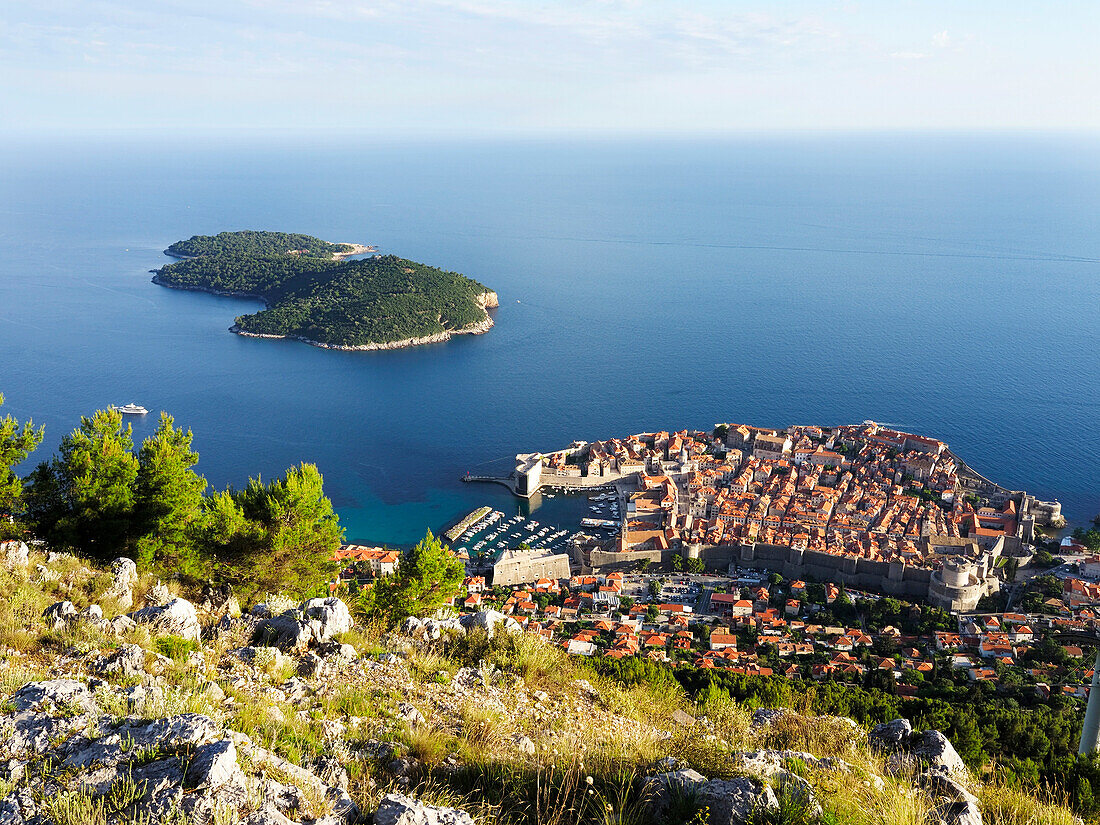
xmin=3 ymin=0 xmax=1098 ymax=134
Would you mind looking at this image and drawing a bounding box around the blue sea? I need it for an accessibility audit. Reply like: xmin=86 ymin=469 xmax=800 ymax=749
xmin=0 ymin=133 xmax=1097 ymax=544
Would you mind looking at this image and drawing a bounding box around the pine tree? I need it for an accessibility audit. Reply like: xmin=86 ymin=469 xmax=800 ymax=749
xmin=358 ymin=530 xmax=464 ymax=624
xmin=26 ymin=409 xmax=139 ymax=557
xmin=229 ymin=463 xmax=343 ymax=600
xmin=134 ymin=413 xmax=207 ymax=574
xmin=0 ymin=393 xmax=44 ymax=516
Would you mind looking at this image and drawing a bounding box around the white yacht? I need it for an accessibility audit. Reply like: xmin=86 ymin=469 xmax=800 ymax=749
xmin=112 ymin=403 xmax=148 ymax=415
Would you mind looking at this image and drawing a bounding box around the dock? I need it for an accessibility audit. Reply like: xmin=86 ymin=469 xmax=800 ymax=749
xmin=445 ymin=506 xmax=492 ymax=542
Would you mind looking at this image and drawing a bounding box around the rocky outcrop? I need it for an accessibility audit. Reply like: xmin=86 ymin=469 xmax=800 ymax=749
xmin=648 ymin=769 xmax=779 ymax=825
xmin=301 ymin=597 xmax=354 ymax=643
xmin=254 ymin=597 xmax=355 ymax=652
xmin=130 ymin=596 xmax=202 ymax=642
xmin=0 ymin=540 xmax=29 ymax=571
xmin=94 ymin=643 xmax=148 ymax=677
xmin=0 ymin=681 xmax=358 ymax=824
xmin=42 ymin=600 xmax=77 ymax=631
xmin=373 ymin=793 xmax=475 ymax=825
xmin=909 ymin=730 xmax=968 ymax=776
xmin=400 ymin=610 xmax=518 ymax=644
xmin=925 ymin=772 xmax=983 ymax=825
xmin=255 ymin=610 xmax=315 ymax=652
xmin=459 ymin=609 xmax=521 ymax=639
xmin=869 ymin=718 xmax=913 ymax=752
xmin=103 ymin=556 xmax=138 ymax=610
xmin=870 ymin=717 xmax=968 ymax=777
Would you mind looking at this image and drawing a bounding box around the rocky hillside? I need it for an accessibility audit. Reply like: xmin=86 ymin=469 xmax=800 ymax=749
xmin=0 ymin=540 xmax=1079 ymax=825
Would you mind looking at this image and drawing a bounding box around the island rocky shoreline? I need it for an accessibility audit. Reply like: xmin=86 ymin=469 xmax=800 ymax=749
xmin=152 ymin=272 xmax=499 ymax=351
xmin=151 ymin=231 xmax=497 ymax=352
xmin=231 ymin=291 xmax=497 ymax=351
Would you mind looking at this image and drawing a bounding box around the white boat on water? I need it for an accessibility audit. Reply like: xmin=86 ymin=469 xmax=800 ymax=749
xmin=112 ymin=403 xmax=148 ymax=415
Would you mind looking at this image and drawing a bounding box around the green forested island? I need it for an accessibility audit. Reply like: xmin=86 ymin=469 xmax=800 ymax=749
xmin=165 ymin=230 xmax=359 ymax=259
xmin=153 ymin=230 xmax=498 ymax=350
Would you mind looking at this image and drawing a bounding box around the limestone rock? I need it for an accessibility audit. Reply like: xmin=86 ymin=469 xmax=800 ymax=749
xmin=910 ymin=730 xmax=968 ymax=776
xmin=42 ymin=601 xmax=76 ymax=632
xmin=122 ymin=685 xmax=147 ymax=710
xmin=299 ymin=651 xmax=326 ymax=678
xmin=148 ymin=581 xmax=172 ymax=606
xmin=300 ymin=597 xmax=353 ymax=643
xmin=736 ymin=749 xmax=859 ymax=780
xmin=130 ymin=596 xmax=201 ymax=642
xmin=333 ymin=642 xmax=358 ymax=660
xmin=10 ymin=679 xmax=98 ymax=715
xmin=398 ymin=702 xmax=426 ymax=726
xmin=699 ymin=777 xmax=779 ymax=825
xmin=255 ymin=611 xmax=313 ymax=652
xmin=280 ymin=677 xmax=311 ymax=701
xmin=869 ymin=718 xmax=913 ymax=752
xmin=188 ymin=739 xmax=240 ymax=791
xmin=0 ymin=541 xmax=29 ymax=571
xmin=94 ymin=643 xmax=146 ymax=677
xmin=459 ymin=609 xmax=521 ymax=639
xmin=373 ymin=792 xmax=476 ymax=825
xmin=244 ymin=805 xmax=296 ymax=825
xmin=110 ymin=614 xmax=137 ymax=636
xmin=513 ymin=734 xmax=536 ymax=755
xmin=103 ymin=557 xmax=137 ymax=609
xmin=648 ymin=770 xmax=777 ymax=825
xmin=925 ymin=773 xmax=983 ymax=825
xmin=574 ymin=679 xmax=599 ymax=698
xmin=0 ymin=681 xmax=353 ymax=824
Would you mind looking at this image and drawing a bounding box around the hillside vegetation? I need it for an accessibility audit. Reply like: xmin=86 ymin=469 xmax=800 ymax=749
xmin=153 ymin=231 xmax=497 ymax=348
xmin=166 ymin=230 xmax=354 ymax=259
xmin=2 ymin=398 xmax=344 ymax=601
xmin=0 ymin=547 xmax=1083 ymax=825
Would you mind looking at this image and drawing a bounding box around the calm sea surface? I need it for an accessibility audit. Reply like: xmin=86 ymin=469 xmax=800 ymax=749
xmin=0 ymin=134 xmax=1097 ymax=543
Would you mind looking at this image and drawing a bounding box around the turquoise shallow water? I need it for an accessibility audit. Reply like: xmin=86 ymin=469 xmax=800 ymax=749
xmin=0 ymin=133 xmax=1097 ymax=543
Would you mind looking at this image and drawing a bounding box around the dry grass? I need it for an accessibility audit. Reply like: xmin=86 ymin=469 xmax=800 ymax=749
xmin=752 ymin=712 xmax=863 ymax=759
xmin=809 ymin=756 xmax=933 ymax=825
xmin=459 ymin=701 xmax=504 ymax=753
xmin=404 ymin=722 xmax=457 ymax=768
xmin=445 ymin=742 xmax=653 ymax=825
xmin=978 ymin=780 xmax=1078 ymax=825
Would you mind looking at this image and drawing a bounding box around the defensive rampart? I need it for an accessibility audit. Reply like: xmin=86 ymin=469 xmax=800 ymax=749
xmin=690 ymin=542 xmax=934 ymax=599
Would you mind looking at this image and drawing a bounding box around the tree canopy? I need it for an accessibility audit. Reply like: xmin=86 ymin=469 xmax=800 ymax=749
xmin=134 ymin=413 xmax=208 ymax=575
xmin=357 ymin=530 xmax=464 ymax=624
xmin=0 ymin=393 xmax=44 ymax=516
xmin=226 ymin=463 xmax=344 ymax=600
xmin=167 ymin=230 xmax=352 ymax=259
xmin=15 ymin=399 xmax=343 ymax=597
xmin=154 ymin=231 xmax=495 ymax=348
xmin=25 ymin=409 xmax=139 ymax=558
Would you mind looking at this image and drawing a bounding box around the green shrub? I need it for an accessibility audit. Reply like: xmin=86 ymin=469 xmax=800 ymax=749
xmin=155 ymin=634 xmax=199 ymax=662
